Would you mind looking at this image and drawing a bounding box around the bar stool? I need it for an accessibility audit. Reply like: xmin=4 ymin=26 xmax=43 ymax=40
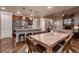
xmin=19 ymin=34 xmax=25 ymax=43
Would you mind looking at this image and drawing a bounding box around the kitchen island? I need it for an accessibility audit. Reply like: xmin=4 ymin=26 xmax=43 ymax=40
xmin=15 ymin=28 xmax=42 ymax=42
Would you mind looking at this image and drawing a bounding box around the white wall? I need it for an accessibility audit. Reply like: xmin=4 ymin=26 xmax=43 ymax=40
xmin=0 ymin=11 xmax=12 ymax=39
xmin=40 ymin=18 xmax=45 ymax=31
xmin=56 ymin=20 xmax=63 ymax=30
xmin=32 ymin=18 xmax=40 ymax=28
xmin=40 ymin=18 xmax=49 ymax=31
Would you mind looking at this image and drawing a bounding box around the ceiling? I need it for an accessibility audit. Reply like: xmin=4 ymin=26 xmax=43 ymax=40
xmin=0 ymin=6 xmax=75 ymax=17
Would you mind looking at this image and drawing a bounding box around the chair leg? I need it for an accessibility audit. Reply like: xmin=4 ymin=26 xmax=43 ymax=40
xmin=28 ymin=47 xmax=33 ymax=53
xmin=28 ymin=50 xmax=32 ymax=53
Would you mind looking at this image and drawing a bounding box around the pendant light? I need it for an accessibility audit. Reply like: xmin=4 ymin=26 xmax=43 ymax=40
xmin=22 ymin=7 xmax=26 ymax=20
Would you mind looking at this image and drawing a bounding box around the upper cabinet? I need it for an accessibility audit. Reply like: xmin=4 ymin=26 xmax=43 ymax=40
xmin=62 ymin=13 xmax=75 ymax=30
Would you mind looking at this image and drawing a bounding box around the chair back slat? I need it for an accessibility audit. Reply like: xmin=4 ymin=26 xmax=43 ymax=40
xmin=26 ymin=37 xmax=34 ymax=53
xmin=62 ymin=35 xmax=73 ymax=52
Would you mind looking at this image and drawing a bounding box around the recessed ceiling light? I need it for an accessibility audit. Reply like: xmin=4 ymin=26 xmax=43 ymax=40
xmin=47 ymin=6 xmax=52 ymax=9
xmin=17 ymin=11 xmax=21 ymax=14
xmin=30 ymin=18 xmax=33 ymax=20
xmin=30 ymin=14 xmax=33 ymax=16
xmin=23 ymin=16 xmax=25 ymax=19
xmin=62 ymin=14 xmax=64 ymax=16
xmin=1 ymin=7 xmax=6 ymax=10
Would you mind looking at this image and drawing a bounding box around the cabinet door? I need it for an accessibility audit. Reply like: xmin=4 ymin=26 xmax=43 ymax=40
xmin=1 ymin=11 xmax=12 ymax=38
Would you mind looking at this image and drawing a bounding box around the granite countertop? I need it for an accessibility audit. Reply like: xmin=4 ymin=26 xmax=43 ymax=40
xmin=15 ymin=28 xmax=41 ymax=32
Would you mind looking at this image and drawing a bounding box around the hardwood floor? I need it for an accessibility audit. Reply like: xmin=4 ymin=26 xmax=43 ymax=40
xmin=14 ymin=41 xmax=27 ymax=52
xmin=13 ymin=35 xmax=79 ymax=53
xmin=0 ymin=37 xmax=14 ymax=53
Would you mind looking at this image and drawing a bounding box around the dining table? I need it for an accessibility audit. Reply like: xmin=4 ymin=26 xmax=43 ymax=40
xmin=29 ymin=32 xmax=68 ymax=53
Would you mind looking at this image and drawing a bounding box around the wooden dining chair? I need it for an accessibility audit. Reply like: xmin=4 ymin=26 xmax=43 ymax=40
xmin=26 ymin=37 xmax=46 ymax=53
xmin=57 ymin=30 xmax=73 ymax=47
xmin=65 ymin=38 xmax=79 ymax=53
xmin=66 ymin=46 xmax=79 ymax=53
xmin=61 ymin=35 xmax=73 ymax=53
xmin=53 ymin=34 xmax=73 ymax=53
xmin=58 ymin=29 xmax=73 ymax=45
